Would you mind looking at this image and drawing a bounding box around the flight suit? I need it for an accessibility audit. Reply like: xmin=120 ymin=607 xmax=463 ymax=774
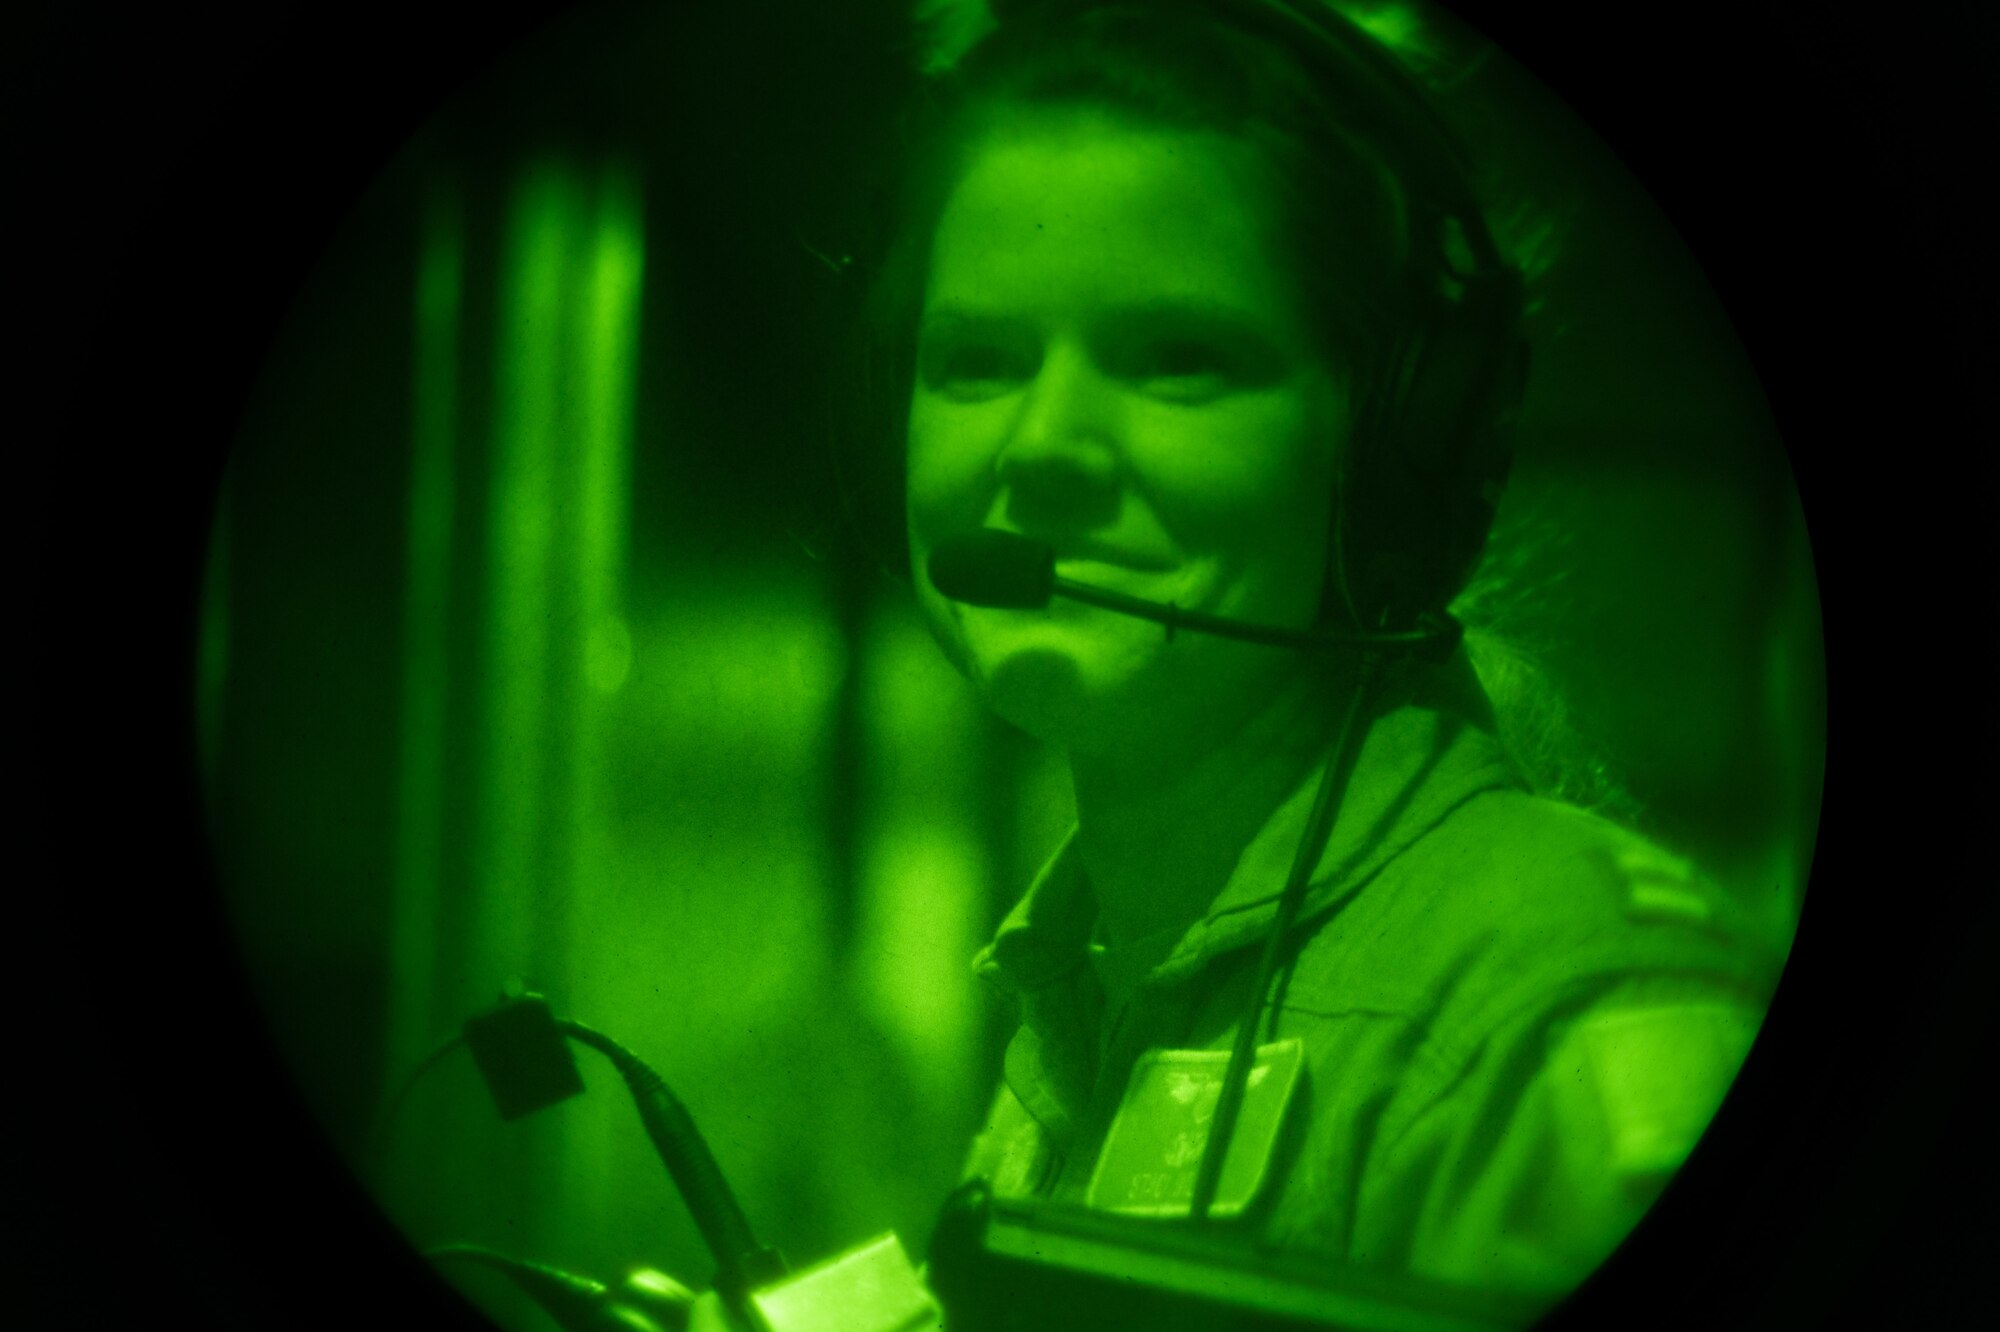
xmin=960 ymin=700 xmax=1783 ymax=1323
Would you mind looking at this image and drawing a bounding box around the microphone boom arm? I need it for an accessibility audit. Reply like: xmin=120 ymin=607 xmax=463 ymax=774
xmin=925 ymin=531 xmax=1459 ymax=656
xmin=1049 ymin=575 xmax=1444 ymax=650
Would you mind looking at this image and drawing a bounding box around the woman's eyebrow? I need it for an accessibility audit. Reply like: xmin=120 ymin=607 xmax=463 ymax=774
xmin=920 ymin=299 xmax=1279 ymax=333
xmin=915 ymin=307 xmax=1016 ymax=335
xmin=1106 ymin=299 xmax=1279 ymax=332
xmin=1097 ymin=303 xmax=1296 ymax=363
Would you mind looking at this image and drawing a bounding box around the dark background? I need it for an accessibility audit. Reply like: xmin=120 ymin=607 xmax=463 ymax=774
xmin=20 ymin=1 xmax=1995 ymax=1328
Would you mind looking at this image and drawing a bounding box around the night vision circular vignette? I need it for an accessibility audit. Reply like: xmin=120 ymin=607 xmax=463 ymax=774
xmin=191 ymin=3 xmax=1823 ymax=1329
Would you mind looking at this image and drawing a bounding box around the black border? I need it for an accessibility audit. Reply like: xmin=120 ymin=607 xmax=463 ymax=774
xmin=26 ymin=2 xmax=1994 ymax=1327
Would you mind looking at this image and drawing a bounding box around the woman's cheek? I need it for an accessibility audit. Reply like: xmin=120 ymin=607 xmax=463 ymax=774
xmin=906 ymin=412 xmax=990 ymax=529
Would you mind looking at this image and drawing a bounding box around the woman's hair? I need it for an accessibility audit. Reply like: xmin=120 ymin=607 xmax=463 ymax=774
xmin=844 ymin=0 xmax=1512 ymax=612
xmin=900 ymin=1 xmax=1442 ymax=375
xmin=1452 ymin=500 xmax=1639 ymax=819
xmin=842 ymin=0 xmax=1506 ymax=574
xmin=834 ymin=0 xmax=1634 ymax=814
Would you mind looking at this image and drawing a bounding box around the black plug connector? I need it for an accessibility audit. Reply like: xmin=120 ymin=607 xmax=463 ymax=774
xmin=462 ymin=991 xmax=586 ymax=1122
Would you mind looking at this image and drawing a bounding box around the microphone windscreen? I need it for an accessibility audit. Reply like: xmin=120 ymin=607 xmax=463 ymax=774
xmin=927 ymin=530 xmax=1056 ymax=608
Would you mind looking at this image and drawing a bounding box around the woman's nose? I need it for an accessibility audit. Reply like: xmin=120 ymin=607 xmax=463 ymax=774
xmin=994 ymin=346 xmax=1119 ymax=527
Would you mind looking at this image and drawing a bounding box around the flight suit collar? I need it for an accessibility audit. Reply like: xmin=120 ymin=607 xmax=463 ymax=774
xmin=976 ymin=697 xmax=1518 ymax=992
xmin=971 ymin=676 xmax=1518 ymax=1149
xmin=1151 ymin=699 xmax=1517 ymax=983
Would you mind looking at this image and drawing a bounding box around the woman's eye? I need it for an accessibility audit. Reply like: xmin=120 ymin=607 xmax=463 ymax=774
xmin=925 ymin=345 xmax=1029 ymax=400
xmin=1133 ymin=340 xmax=1233 ymax=399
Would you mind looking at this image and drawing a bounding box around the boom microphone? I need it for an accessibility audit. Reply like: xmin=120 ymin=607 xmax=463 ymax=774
xmin=926 ymin=530 xmax=1459 ymax=655
xmin=928 ymin=528 xmax=1055 ymax=610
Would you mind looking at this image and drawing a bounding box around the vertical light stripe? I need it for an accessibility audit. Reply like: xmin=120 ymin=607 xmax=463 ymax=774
xmin=577 ymin=162 xmax=643 ymax=640
xmin=474 ymin=162 xmax=576 ymax=990
xmin=520 ymin=158 xmax=644 ymax=1256
xmin=388 ymin=182 xmax=462 ymax=1076
xmin=555 ymin=160 xmax=645 ymax=1232
xmin=856 ymin=600 xmax=989 ymax=1105
xmin=564 ymin=160 xmax=644 ymax=989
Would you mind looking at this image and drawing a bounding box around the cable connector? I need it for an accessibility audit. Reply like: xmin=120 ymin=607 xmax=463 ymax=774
xmin=462 ymin=990 xmax=586 ymax=1122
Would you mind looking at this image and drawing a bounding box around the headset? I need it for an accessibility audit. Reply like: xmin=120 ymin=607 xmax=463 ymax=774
xmin=1200 ymin=0 xmax=1530 ymax=635
xmin=902 ymin=0 xmax=1534 ymax=1230
xmin=858 ymin=0 xmax=1529 ymax=638
xmin=380 ymin=13 xmax=1540 ymax=1326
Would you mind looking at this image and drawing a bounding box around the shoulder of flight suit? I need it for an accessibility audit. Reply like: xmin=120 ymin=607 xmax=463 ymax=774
xmin=1280 ymin=788 xmax=1779 ymax=1040
xmin=1317 ymin=790 xmax=1777 ymax=1299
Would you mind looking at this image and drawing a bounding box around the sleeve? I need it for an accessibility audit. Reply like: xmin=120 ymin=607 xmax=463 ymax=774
xmin=1363 ymin=978 xmax=1764 ymax=1300
xmin=959 ymin=1081 xmax=1060 ymax=1198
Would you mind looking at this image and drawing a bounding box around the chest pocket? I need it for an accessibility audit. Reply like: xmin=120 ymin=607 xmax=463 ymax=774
xmin=1085 ymin=1039 xmax=1307 ymax=1219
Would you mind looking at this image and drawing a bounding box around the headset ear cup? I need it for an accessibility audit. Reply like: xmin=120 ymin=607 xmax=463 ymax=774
xmin=1331 ymin=275 xmax=1525 ymax=632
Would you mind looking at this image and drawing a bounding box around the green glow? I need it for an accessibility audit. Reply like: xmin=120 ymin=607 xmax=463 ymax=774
xmin=576 ymin=162 xmax=644 ymax=701
xmin=552 ymin=162 xmax=646 ymax=1245
xmin=611 ymin=577 xmax=853 ymax=1018
xmin=542 ymin=573 xmax=861 ymax=1282
xmin=634 ymin=578 xmax=852 ymax=755
xmin=855 ymin=602 xmax=987 ymax=1095
xmin=473 ymin=160 xmax=579 ymax=986
xmin=1332 ymin=1 xmax=1433 ymax=66
xmin=559 ymin=155 xmax=645 ymax=944
xmin=388 ymin=182 xmax=462 ymax=1081
xmin=201 ymin=7 xmax=1822 ymax=1322
xmin=376 ymin=155 xmax=655 ymax=1319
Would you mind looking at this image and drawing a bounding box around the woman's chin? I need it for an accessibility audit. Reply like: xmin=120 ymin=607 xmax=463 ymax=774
xmin=946 ymin=609 xmax=1299 ymax=755
xmin=972 ymin=637 xmax=1193 ymax=756
xmin=976 ymin=647 xmax=1095 ymax=745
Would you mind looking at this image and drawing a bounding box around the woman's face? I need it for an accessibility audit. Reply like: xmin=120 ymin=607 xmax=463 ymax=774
xmin=906 ymin=108 xmax=1349 ymax=755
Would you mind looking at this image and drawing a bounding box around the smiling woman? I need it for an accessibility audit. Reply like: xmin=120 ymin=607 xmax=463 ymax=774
xmin=907 ymin=110 xmax=1346 ymax=765
xmin=844 ymin=0 xmax=1798 ymax=1326
xmin=172 ymin=0 xmax=1826 ymax=1328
